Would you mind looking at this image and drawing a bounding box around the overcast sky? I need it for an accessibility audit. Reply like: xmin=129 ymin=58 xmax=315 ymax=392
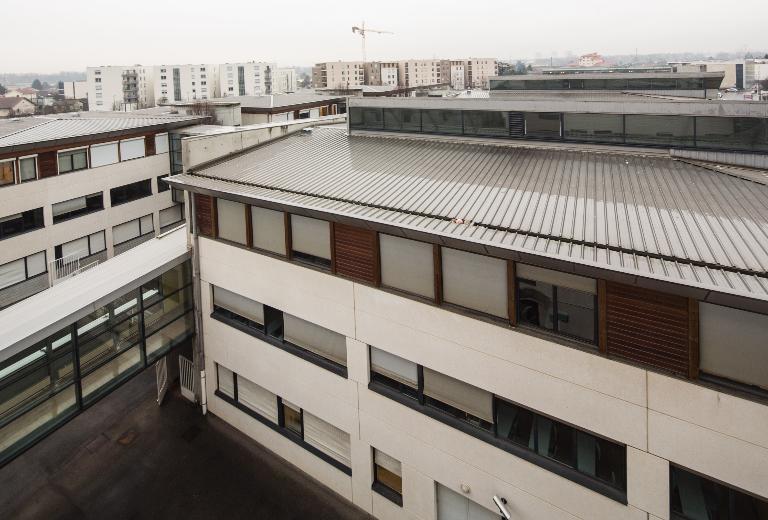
xmin=5 ymin=0 xmax=766 ymax=72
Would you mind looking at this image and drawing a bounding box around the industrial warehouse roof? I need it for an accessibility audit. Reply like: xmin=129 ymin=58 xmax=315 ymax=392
xmin=0 ymin=113 xmax=202 ymax=151
xmin=168 ymin=126 xmax=768 ymax=302
xmin=209 ymin=94 xmax=345 ymax=113
xmin=490 ymin=72 xmax=726 ymax=81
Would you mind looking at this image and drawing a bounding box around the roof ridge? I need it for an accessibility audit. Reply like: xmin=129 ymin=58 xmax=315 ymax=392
xmin=0 ymin=118 xmax=54 ymax=140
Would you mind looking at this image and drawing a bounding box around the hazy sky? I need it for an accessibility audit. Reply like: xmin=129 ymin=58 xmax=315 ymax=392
xmin=5 ymin=0 xmax=766 ymax=72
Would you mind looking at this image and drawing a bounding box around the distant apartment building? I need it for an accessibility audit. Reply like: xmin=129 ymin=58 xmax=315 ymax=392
xmin=398 ymin=59 xmax=449 ymax=88
xmin=466 ymin=58 xmax=499 ymax=89
xmin=218 ymin=62 xmax=276 ymax=97
xmin=745 ymin=59 xmax=768 ymax=90
xmin=364 ymin=62 xmax=399 ymax=87
xmin=575 ymin=52 xmax=607 ymax=67
xmin=449 ymin=60 xmax=466 ymax=90
xmin=313 ymin=61 xmax=365 ymax=89
xmin=0 ymin=112 xmax=201 ymax=309
xmin=275 ymin=68 xmax=298 ymax=93
xmin=152 ymin=64 xmax=219 ymax=104
xmin=670 ymin=60 xmax=746 ymax=90
xmin=86 ymin=66 xmax=154 ymax=111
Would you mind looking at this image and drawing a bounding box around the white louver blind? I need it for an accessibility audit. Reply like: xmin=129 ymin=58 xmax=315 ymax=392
xmin=52 ymin=196 xmax=86 ymax=217
xmin=251 ymin=206 xmax=286 ymax=255
xmin=155 ymin=133 xmax=169 ymax=154
xmin=374 ymin=449 xmax=402 ymax=477
xmin=140 ymin=214 xmax=153 ymax=234
xmin=291 ymin=215 xmax=331 ymax=259
xmin=26 ymin=251 xmax=46 ymax=277
xmin=380 ymin=234 xmax=434 ymax=298
xmin=113 ymin=219 xmax=140 ymax=244
xmin=303 ymin=411 xmax=351 ymax=467
xmin=283 ymin=314 xmax=346 ymax=366
xmin=213 ymin=286 xmax=264 ymax=325
xmin=61 ymin=237 xmax=89 ymax=259
xmin=423 ymin=368 xmax=493 ymax=423
xmin=237 ymin=376 xmax=278 ymax=423
xmin=370 ymin=347 xmax=418 ymax=387
xmin=90 ymin=142 xmax=119 ymax=167
xmin=159 ymin=205 xmax=182 ymax=227
xmin=89 ymin=231 xmax=106 ymax=253
xmin=217 ymin=364 xmax=234 ymax=398
xmin=217 ymin=199 xmax=247 ymax=245
xmin=0 ymin=259 xmax=25 ymax=290
xmin=120 ymin=137 xmax=145 ymax=161
xmin=516 ymin=263 xmax=596 ymax=294
xmin=442 ymin=247 xmax=507 ymax=318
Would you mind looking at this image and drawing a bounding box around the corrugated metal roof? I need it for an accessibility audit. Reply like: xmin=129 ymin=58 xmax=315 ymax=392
xmin=170 ymin=126 xmax=768 ymax=300
xmin=0 ymin=115 xmax=200 ymax=148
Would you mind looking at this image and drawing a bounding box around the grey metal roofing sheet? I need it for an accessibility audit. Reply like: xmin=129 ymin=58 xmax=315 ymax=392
xmin=171 ymin=126 xmax=768 ymax=299
xmin=208 ymin=94 xmax=344 ymax=110
xmin=0 ymin=115 xmax=200 ymax=148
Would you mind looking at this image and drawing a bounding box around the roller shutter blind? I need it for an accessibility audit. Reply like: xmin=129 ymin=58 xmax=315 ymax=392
xmin=374 ymin=449 xmax=401 ymax=477
xmin=89 ymin=231 xmax=106 ymax=253
xmin=333 ymin=223 xmax=378 ymax=284
xmin=516 ymin=263 xmax=596 ymax=294
xmin=140 ymin=215 xmax=153 ymax=234
xmin=159 ymin=205 xmax=182 ymax=227
xmin=0 ymin=259 xmax=25 ymax=289
xmin=700 ymin=303 xmax=768 ymax=390
xmin=52 ymin=196 xmax=87 ymax=217
xmin=90 ymin=142 xmax=119 ymax=167
xmin=291 ymin=215 xmax=331 ymax=259
xmin=217 ymin=365 xmax=234 ymax=398
xmin=251 ymin=206 xmax=286 ymax=255
xmin=155 ymin=133 xmax=169 ymax=154
xmin=303 ymin=411 xmax=351 ymax=467
xmin=283 ymin=314 xmax=346 ymax=366
xmin=213 ymin=286 xmax=264 ymax=325
xmin=380 ymin=234 xmax=434 ymax=298
xmin=194 ymin=194 xmax=215 ymax=237
xmin=113 ymin=219 xmax=140 ymax=244
xmin=62 ymin=237 xmax=89 ymax=259
xmin=437 ymin=484 xmax=499 ymax=520
xmin=119 ymin=138 xmax=146 ymax=161
xmin=26 ymin=252 xmax=47 ymax=277
xmin=442 ymin=247 xmax=507 ymax=318
xmin=217 ymin=199 xmax=247 ymax=245
xmin=423 ymin=368 xmax=493 ymax=423
xmin=370 ymin=347 xmax=418 ymax=387
xmin=237 ymin=376 xmax=278 ymax=423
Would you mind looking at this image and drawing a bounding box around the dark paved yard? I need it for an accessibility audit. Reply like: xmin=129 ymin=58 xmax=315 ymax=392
xmin=0 ymin=368 xmax=370 ymax=520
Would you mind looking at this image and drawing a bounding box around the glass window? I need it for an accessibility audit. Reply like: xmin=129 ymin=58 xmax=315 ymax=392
xmin=216 ymin=198 xmax=247 ymax=245
xmin=159 ymin=205 xmax=183 ymax=228
xmin=251 ymin=206 xmax=286 ymax=255
xmin=0 ymin=258 xmax=25 ymax=290
xmin=379 ymin=234 xmax=434 ymax=299
xmin=0 ymin=208 xmax=45 ymax=241
xmin=57 ymin=149 xmax=88 ymax=173
xmin=145 ymin=312 xmax=193 ymax=362
xmin=119 ymin=138 xmax=146 ymax=161
xmin=217 ymin=364 xmax=235 ymax=398
xmin=110 ymin=179 xmax=152 ymax=206
xmin=423 ymin=368 xmax=493 ymax=430
xmin=52 ymin=193 xmax=103 ymax=223
xmin=303 ymin=411 xmax=351 ymax=467
xmin=237 ymin=375 xmax=278 ymax=423
xmin=671 ymin=465 xmax=768 ymax=520
xmin=625 ymin=115 xmax=695 ymax=147
xmin=155 ymin=133 xmax=170 ymax=154
xmin=0 ymin=160 xmax=14 ymax=185
xmin=463 ymin=110 xmax=508 ymax=137
xmin=421 ymin=110 xmax=462 ymax=134
xmin=525 ymin=112 xmax=561 ymax=138
xmin=283 ymin=314 xmax=347 ymax=367
xmin=563 ymin=113 xmax=624 ymax=143
xmin=442 ymin=247 xmax=507 ymax=318
xmin=18 ymin=157 xmax=36 ymax=182
xmin=90 ymin=142 xmax=119 ymax=167
xmin=80 ymin=346 xmax=141 ymax=403
xmin=696 ymin=117 xmax=768 ymax=152
xmin=350 ymin=107 xmax=383 ymax=130
xmin=290 ymin=215 xmax=331 ymax=268
xmin=281 ymin=399 xmax=302 ymax=436
xmin=212 ymin=286 xmax=264 ymax=330
xmin=374 ymin=448 xmax=403 ymax=497
xmin=383 ymin=108 xmax=421 ymax=132
xmin=370 ymin=347 xmax=419 ymax=398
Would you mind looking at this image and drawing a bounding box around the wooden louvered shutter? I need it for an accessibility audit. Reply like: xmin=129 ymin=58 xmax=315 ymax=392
xmin=605 ymin=282 xmax=694 ymax=377
xmin=144 ymin=135 xmax=156 ymax=156
xmin=38 ymin=151 xmax=58 ymax=178
xmin=194 ymin=194 xmax=215 ymax=237
xmin=333 ymin=223 xmax=379 ymax=285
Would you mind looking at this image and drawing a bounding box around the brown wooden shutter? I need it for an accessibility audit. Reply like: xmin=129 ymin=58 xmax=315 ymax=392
xmin=194 ymin=194 xmax=215 ymax=237
xmin=605 ymin=282 xmax=693 ymax=377
xmin=144 ymin=135 xmax=156 ymax=156
xmin=333 ymin=223 xmax=379 ymax=284
xmin=38 ymin=151 xmax=58 ymax=178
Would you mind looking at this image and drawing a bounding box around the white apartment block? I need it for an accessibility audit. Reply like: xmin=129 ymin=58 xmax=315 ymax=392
xmin=397 ymin=60 xmax=449 ymax=88
xmin=364 ymin=62 xmax=399 ymax=87
xmin=275 ymin=68 xmax=298 ymax=93
xmin=218 ymin=62 xmax=277 ymax=97
xmin=0 ymin=113 xmax=201 ymax=309
xmin=86 ymin=66 xmax=154 ymax=111
xmin=466 ymin=58 xmax=498 ymax=89
xmin=449 ymin=61 xmax=466 ymax=90
xmin=153 ymin=64 xmax=219 ymax=104
xmin=313 ymin=61 xmax=365 ymax=89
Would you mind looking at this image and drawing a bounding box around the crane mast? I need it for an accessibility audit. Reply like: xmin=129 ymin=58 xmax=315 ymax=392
xmin=351 ymin=21 xmax=393 ymax=63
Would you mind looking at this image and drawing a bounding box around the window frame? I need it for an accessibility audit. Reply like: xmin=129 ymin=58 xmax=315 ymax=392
xmin=372 ymin=448 xmax=404 ymax=506
xmin=18 ymin=155 xmax=38 ymax=183
xmin=0 ymin=158 xmax=15 ymax=187
xmin=109 ymin=179 xmax=153 ymax=207
xmin=56 ymin=146 xmax=89 ymax=174
xmin=51 ymin=192 xmax=104 ymax=224
xmin=0 ymin=251 xmax=48 ymax=291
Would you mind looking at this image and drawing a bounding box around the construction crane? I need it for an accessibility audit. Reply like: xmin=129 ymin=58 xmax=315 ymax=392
xmin=351 ymin=21 xmax=393 ymax=63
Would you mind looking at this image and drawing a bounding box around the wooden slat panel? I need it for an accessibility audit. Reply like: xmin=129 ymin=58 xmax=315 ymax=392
xmin=333 ymin=223 xmax=378 ymax=284
xmin=38 ymin=151 xmax=58 ymax=178
xmin=605 ymin=282 xmax=692 ymax=377
xmin=144 ymin=135 xmax=156 ymax=156
xmin=194 ymin=194 xmax=215 ymax=237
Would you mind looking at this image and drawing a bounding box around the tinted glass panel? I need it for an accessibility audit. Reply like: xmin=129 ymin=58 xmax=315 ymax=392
xmin=671 ymin=465 xmax=768 ymax=520
xmin=518 ymin=279 xmax=555 ymax=331
xmin=696 ymin=117 xmax=768 ymax=152
xmin=564 ymin=113 xmax=624 ymax=143
xmin=625 ymin=115 xmax=695 ymax=147
xmin=421 ymin=110 xmax=462 ymax=134
xmin=463 ymin=111 xmax=508 ymax=136
xmin=556 ymin=287 xmax=595 ymax=342
xmin=383 ymin=108 xmax=421 ymax=132
xmin=525 ymin=113 xmax=561 ymax=138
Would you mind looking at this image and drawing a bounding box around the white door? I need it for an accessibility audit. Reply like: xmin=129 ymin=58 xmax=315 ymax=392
xmin=437 ymin=483 xmax=500 ymax=520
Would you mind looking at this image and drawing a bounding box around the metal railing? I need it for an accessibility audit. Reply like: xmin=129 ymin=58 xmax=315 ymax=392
xmin=179 ymin=355 xmax=196 ymax=402
xmin=48 ymin=251 xmax=100 ymax=286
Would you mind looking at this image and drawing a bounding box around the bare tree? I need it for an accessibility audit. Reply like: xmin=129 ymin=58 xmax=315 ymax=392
xmin=187 ymin=100 xmax=218 ymax=124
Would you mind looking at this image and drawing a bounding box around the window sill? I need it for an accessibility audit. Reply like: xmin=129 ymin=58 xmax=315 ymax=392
xmin=372 ymin=481 xmax=403 ymax=507
xmin=0 ymin=226 xmax=46 ymax=242
xmin=368 ymin=381 xmax=628 ymax=505
xmin=111 ymin=196 xmax=152 ymax=207
xmin=214 ymin=390 xmax=352 ymax=476
xmin=210 ymin=312 xmax=348 ymax=378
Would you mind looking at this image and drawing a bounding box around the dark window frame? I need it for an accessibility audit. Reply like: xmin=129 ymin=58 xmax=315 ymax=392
xmin=0 ymin=208 xmax=45 ymax=241
xmin=372 ymin=448 xmax=404 ymax=507
xmin=57 ymin=148 xmax=89 ymax=174
xmin=52 ymin=192 xmax=104 ymax=224
xmin=110 ymin=179 xmax=153 ymax=207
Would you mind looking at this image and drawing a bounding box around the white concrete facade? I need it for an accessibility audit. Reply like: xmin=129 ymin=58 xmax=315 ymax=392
xmin=466 ymin=58 xmax=498 ymax=89
xmin=218 ymin=62 xmax=277 ymax=97
xmin=195 ymin=236 xmax=768 ymax=520
xmin=153 ymin=64 xmax=219 ymax=103
xmin=314 ymin=62 xmax=365 ymax=89
xmin=274 ymin=68 xmax=298 ymax=93
xmin=398 ymin=60 xmax=448 ymax=88
xmin=86 ymin=66 xmax=154 ymax=111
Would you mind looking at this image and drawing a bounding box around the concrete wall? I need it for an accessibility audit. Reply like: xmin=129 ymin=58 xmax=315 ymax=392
xmin=197 ymin=237 xmax=768 ymax=520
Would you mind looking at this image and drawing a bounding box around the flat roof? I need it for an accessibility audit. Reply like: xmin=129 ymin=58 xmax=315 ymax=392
xmin=0 ymin=113 xmax=203 ymax=153
xmin=0 ymin=228 xmax=189 ymax=364
xmin=208 ymin=94 xmax=346 ymax=113
xmin=491 ymin=72 xmax=725 ymax=81
xmin=349 ymin=96 xmax=768 ymax=118
xmin=167 ymin=126 xmax=768 ymax=304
